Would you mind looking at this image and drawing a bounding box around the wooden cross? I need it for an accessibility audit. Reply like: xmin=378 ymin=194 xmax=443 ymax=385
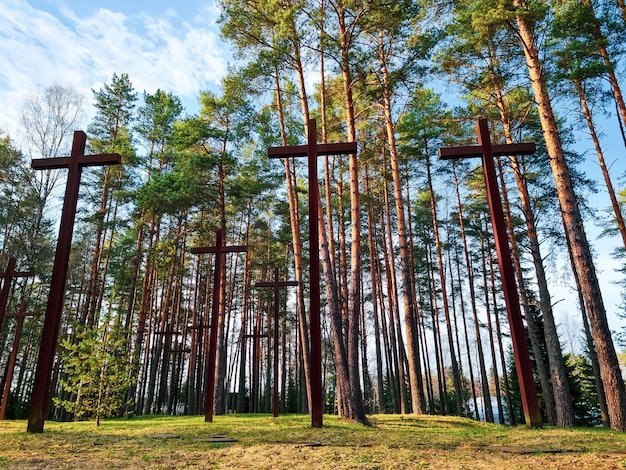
xmin=0 ymin=257 xmax=34 ymax=328
xmin=439 ymin=118 xmax=542 ymax=428
xmin=27 ymin=130 xmax=120 ymax=433
xmin=191 ymin=227 xmax=247 ymax=423
xmin=268 ymin=118 xmax=356 ymax=428
xmin=0 ymin=302 xmax=41 ymax=419
xmin=256 ymin=267 xmax=298 ymax=417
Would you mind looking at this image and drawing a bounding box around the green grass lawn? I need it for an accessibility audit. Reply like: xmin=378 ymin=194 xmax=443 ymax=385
xmin=0 ymin=414 xmax=625 ymax=469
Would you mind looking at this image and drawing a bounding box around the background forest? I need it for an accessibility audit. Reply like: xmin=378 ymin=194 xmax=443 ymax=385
xmin=1 ymin=0 xmax=626 ymax=432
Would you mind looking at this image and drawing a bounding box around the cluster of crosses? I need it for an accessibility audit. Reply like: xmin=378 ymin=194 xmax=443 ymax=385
xmin=0 ymin=118 xmax=542 ymax=433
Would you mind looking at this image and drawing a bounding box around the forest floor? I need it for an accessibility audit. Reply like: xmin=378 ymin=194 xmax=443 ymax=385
xmin=0 ymin=413 xmax=625 ymax=469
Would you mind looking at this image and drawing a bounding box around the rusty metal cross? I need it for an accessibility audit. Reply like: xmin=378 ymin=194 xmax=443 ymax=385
xmin=256 ymin=267 xmax=298 ymax=417
xmin=268 ymin=118 xmax=357 ymax=428
xmin=191 ymin=227 xmax=247 ymax=423
xmin=27 ymin=130 xmax=120 ymax=433
xmin=0 ymin=257 xmax=34 ymax=329
xmin=439 ymin=118 xmax=541 ymax=427
xmin=1 ymin=302 xmax=41 ymax=420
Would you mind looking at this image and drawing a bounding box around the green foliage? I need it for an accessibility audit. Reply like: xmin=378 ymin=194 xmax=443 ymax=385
xmin=136 ymin=89 xmax=183 ymax=153
xmin=55 ymin=322 xmax=135 ymax=424
xmin=564 ymin=352 xmax=603 ymax=427
xmin=89 ymin=72 xmax=138 ymax=148
xmin=505 ymin=346 xmax=604 ymax=427
xmin=135 ymin=158 xmax=216 ymax=216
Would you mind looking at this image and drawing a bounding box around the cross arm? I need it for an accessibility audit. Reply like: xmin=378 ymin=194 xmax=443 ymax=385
xmin=438 ymin=143 xmax=536 ymax=160
xmin=256 ymin=281 xmax=299 ymax=288
xmin=31 ymin=154 xmax=121 ymax=170
xmin=0 ymin=269 xmax=35 ymax=279
xmin=190 ymin=246 xmax=248 ymax=254
xmin=268 ymin=142 xmax=357 ymax=158
xmin=5 ymin=311 xmax=40 ymax=318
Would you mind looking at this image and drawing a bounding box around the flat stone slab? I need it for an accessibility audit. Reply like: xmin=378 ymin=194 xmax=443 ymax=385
xmin=196 ymin=434 xmax=238 ymax=443
xmin=150 ymin=434 xmax=181 ymax=439
xmin=295 ymin=441 xmax=325 ymax=448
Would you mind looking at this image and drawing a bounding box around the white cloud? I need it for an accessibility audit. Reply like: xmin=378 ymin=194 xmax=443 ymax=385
xmin=0 ymin=0 xmax=229 ymax=142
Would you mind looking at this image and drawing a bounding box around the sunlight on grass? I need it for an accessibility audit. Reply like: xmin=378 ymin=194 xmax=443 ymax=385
xmin=0 ymin=414 xmax=625 ymax=469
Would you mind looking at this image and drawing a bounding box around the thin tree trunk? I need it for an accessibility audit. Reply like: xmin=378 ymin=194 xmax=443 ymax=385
xmin=426 ymin=244 xmax=447 ymax=414
xmin=379 ymin=210 xmax=400 ymax=412
xmin=581 ymin=0 xmax=626 ymax=143
xmin=452 ymin=163 xmax=493 ymax=422
xmin=381 ymin=158 xmax=408 ymax=414
xmin=380 ymin=48 xmax=424 ymax=416
xmin=82 ymin=166 xmax=113 ymax=327
xmin=452 ymin=231 xmax=480 ymax=420
xmin=566 ymin=229 xmax=610 ymax=427
xmin=483 ymin=228 xmax=504 ymax=424
xmin=425 ymin=152 xmax=463 ymax=415
xmin=272 ymin=66 xmax=311 ymax=413
xmin=375 ymin=227 xmax=398 ymax=412
xmin=365 ymin=169 xmax=386 ymax=412
xmin=319 ymin=192 xmax=353 ymax=419
xmin=575 ymin=78 xmax=626 ymax=248
xmin=337 ymin=2 xmax=367 ymax=424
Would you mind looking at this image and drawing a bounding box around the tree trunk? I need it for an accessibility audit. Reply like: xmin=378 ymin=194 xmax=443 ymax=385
xmin=272 ymin=66 xmax=311 ymax=413
xmin=425 ymin=152 xmax=463 ymax=415
xmin=338 ymin=3 xmax=367 ymax=424
xmin=365 ymin=169 xmax=386 ymax=412
xmin=381 ymin=48 xmax=424 ymax=415
xmin=581 ymin=0 xmax=626 ymax=140
xmin=574 ymin=78 xmax=626 ymax=248
xmin=450 ymin=217 xmax=480 ymax=420
xmin=514 ymin=3 xmax=626 ymax=431
xmin=566 ymin=230 xmax=611 ymax=427
xmin=381 ymin=158 xmax=409 ymax=413
xmin=380 ymin=209 xmax=403 ymax=413
xmin=483 ymin=229 xmax=504 ymax=424
xmin=452 ymin=163 xmax=493 ymax=422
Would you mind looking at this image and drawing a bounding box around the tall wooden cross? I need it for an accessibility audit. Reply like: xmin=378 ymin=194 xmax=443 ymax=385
xmin=0 ymin=257 xmax=34 ymax=328
xmin=27 ymin=130 xmax=121 ymax=433
xmin=439 ymin=118 xmax=542 ymax=428
xmin=268 ymin=118 xmax=357 ymax=428
xmin=0 ymin=302 xmax=41 ymax=420
xmin=255 ymin=267 xmax=298 ymax=417
xmin=190 ymin=227 xmax=247 ymax=422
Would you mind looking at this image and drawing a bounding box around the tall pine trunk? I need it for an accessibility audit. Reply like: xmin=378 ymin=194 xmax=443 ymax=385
xmin=514 ymin=2 xmax=626 ymax=431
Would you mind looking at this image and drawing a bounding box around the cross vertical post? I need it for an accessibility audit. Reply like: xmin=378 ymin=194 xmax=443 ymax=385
xmin=0 ymin=302 xmax=40 ymax=419
xmin=191 ymin=227 xmax=247 ymax=422
xmin=27 ymin=131 xmax=120 ymax=433
xmin=255 ymin=267 xmax=298 ymax=417
xmin=268 ymin=118 xmax=357 ymax=428
xmin=0 ymin=258 xmax=35 ymax=328
xmin=439 ymin=118 xmax=542 ymax=427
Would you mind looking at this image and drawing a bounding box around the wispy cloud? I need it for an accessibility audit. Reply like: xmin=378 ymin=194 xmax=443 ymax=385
xmin=0 ymin=0 xmax=229 ymax=140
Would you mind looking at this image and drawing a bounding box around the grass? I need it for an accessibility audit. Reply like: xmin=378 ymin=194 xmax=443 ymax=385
xmin=0 ymin=413 xmax=625 ymax=469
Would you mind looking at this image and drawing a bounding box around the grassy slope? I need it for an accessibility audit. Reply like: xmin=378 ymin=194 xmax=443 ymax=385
xmin=0 ymin=414 xmax=625 ymax=469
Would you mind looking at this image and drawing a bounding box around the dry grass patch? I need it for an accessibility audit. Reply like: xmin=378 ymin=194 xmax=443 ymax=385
xmin=0 ymin=414 xmax=625 ymax=469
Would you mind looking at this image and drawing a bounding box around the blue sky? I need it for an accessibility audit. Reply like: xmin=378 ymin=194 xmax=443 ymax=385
xmin=0 ymin=0 xmax=230 ymax=139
